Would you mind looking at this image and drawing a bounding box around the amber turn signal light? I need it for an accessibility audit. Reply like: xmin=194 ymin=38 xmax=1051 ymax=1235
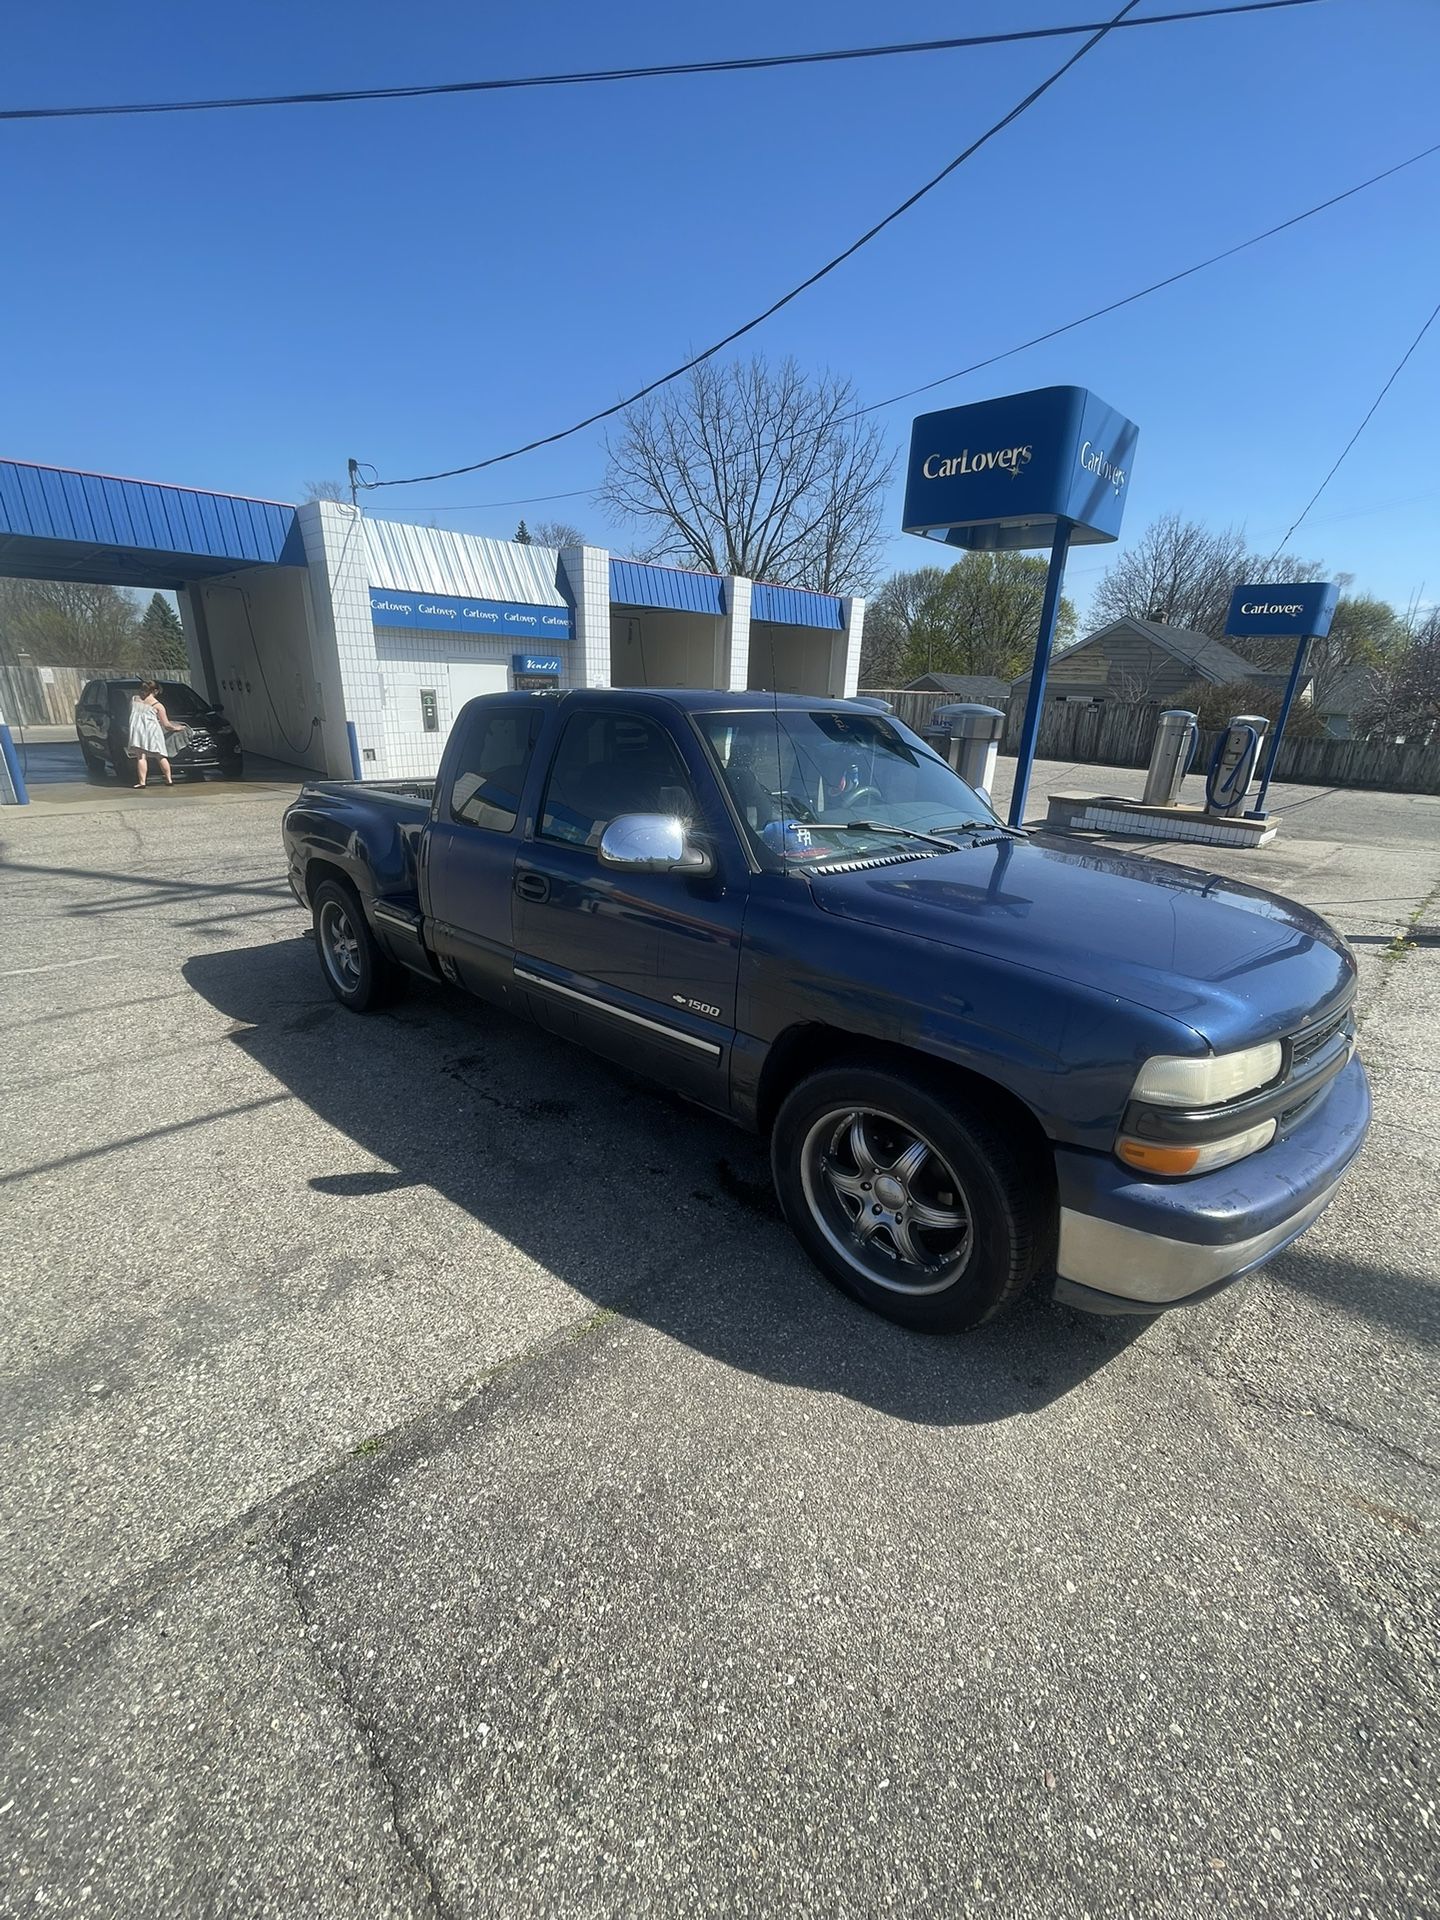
xmin=1117 ymin=1139 xmax=1202 ymax=1174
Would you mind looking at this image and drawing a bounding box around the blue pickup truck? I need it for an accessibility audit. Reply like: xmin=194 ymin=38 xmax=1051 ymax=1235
xmin=281 ymin=689 xmax=1369 ymax=1331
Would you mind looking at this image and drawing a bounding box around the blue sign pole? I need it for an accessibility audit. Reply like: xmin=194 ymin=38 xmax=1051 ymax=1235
xmin=1247 ymin=633 xmax=1310 ymax=819
xmin=1223 ymin=581 xmax=1338 ymax=823
xmin=0 ymin=719 xmax=30 ymax=805
xmin=900 ymin=385 xmax=1137 ymax=826
xmin=1008 ymin=519 xmax=1073 ymax=828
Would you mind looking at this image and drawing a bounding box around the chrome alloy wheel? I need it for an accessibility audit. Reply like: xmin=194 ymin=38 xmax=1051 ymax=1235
xmin=799 ymin=1107 xmax=974 ymax=1295
xmin=320 ymin=897 xmax=362 ymax=992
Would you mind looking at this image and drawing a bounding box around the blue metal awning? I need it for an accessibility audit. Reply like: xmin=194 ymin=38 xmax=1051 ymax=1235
xmin=0 ymin=459 xmax=304 ymax=587
xmin=609 ymin=559 xmax=726 ymax=616
xmin=750 ymin=582 xmax=844 ymax=629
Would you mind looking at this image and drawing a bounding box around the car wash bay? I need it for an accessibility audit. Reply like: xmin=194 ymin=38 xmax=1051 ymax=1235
xmin=0 ymin=460 xmax=337 ymax=780
xmin=608 ymin=561 xmax=857 ymax=697
xmin=1 ymin=457 xmax=870 ymax=796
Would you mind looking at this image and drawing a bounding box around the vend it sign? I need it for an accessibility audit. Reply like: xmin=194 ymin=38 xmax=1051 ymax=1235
xmin=1225 ymin=580 xmax=1338 ymax=640
xmin=902 ymin=385 xmax=1139 ymax=550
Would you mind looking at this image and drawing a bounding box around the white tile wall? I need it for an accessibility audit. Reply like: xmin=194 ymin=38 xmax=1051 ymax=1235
xmin=724 ymin=576 xmax=753 ymax=690
xmin=561 ymin=544 xmax=611 ymax=689
xmin=839 ymin=596 xmax=866 ymax=699
xmin=1071 ymin=805 xmax=1276 ymax=847
xmin=300 ymin=501 xmax=383 ymax=775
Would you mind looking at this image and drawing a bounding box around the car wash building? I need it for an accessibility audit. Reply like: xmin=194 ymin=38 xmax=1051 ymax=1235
xmin=0 ymin=459 xmax=866 ymax=786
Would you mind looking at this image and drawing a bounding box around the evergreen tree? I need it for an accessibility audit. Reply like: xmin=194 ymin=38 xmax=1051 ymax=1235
xmin=138 ymin=592 xmax=188 ymax=669
xmin=514 ymin=519 xmax=533 ymax=545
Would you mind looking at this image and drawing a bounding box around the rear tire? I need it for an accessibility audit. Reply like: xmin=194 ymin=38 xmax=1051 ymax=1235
xmin=771 ymin=1064 xmax=1050 ymax=1333
xmin=311 ymin=879 xmax=405 ymax=1013
xmin=79 ymin=740 xmax=107 ymax=779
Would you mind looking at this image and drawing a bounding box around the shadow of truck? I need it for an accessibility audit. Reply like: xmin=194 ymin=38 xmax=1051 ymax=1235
xmin=183 ymin=936 xmax=1148 ymax=1428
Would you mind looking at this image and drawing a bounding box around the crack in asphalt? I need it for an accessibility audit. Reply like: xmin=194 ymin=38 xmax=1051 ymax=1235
xmin=0 ymin=1305 xmax=625 ymax=1726
xmin=271 ymin=1534 xmax=455 ymax=1920
xmin=1188 ymin=1353 xmax=1439 ymax=1477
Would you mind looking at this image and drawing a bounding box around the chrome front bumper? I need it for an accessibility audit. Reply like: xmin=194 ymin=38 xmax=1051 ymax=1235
xmin=1051 ymin=1055 xmax=1370 ymax=1314
xmin=1054 ymin=1175 xmax=1345 ymax=1312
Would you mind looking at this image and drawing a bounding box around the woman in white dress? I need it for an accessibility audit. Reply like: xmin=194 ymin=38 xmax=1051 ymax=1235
xmin=126 ymin=681 xmax=177 ymax=788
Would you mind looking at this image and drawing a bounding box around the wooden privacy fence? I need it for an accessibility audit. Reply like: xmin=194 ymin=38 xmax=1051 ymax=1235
xmin=862 ymin=689 xmax=1440 ymax=796
xmin=0 ymin=663 xmax=192 ymax=727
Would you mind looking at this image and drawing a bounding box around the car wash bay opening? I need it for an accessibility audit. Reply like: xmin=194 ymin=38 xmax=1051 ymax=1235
xmin=0 ymin=459 xmax=867 ymax=784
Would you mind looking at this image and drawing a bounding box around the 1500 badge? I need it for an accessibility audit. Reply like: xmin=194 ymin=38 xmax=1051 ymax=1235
xmin=672 ymin=995 xmax=722 ymax=1020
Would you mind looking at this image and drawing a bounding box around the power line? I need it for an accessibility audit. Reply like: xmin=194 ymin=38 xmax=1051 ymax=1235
xmin=859 ymin=139 xmax=1440 ymax=416
xmin=374 ymin=486 xmax=597 ymax=512
xmin=1 ymin=4 xmax=1319 ymax=123
xmin=362 ymin=138 xmax=1440 ymax=524
xmin=365 ymin=0 xmax=1150 ymax=489
xmin=1264 ymin=294 xmax=1440 ymax=563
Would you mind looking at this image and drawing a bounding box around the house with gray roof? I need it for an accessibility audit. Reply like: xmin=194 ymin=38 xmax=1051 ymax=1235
xmin=1011 ymin=617 xmax=1285 ymax=708
xmin=903 ymin=672 xmax=1012 ymax=705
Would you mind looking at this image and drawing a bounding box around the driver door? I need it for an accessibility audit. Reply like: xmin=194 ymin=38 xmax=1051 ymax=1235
xmin=512 ymin=704 xmax=746 ymax=1109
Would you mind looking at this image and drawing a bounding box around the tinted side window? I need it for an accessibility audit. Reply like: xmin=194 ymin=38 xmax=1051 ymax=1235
xmin=449 ymin=707 xmax=543 ymax=832
xmin=539 ymin=712 xmax=697 ymax=849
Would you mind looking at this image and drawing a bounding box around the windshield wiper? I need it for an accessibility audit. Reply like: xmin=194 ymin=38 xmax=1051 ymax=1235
xmin=930 ymin=818 xmax=1030 ymax=841
xmin=823 ymin=821 xmax=967 ymax=853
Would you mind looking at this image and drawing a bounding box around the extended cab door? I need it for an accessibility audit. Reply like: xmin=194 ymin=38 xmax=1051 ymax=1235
xmin=423 ymin=698 xmax=548 ymax=1005
xmin=511 ymin=701 xmax=746 ymax=1109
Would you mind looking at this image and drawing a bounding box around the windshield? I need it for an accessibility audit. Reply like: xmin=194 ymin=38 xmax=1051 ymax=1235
xmin=700 ymin=709 xmax=1000 ymax=866
xmin=111 ymin=682 xmax=211 ymax=718
xmin=157 ymin=683 xmax=212 ymax=718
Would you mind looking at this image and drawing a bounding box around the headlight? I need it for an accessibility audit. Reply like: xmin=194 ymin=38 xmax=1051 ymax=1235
xmin=1117 ymin=1119 xmax=1276 ymax=1177
xmin=1131 ymin=1041 xmax=1283 ymax=1109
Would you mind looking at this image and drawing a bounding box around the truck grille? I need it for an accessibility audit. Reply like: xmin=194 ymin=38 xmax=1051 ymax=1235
xmin=1275 ymin=1001 xmax=1355 ymax=1134
xmin=1289 ymin=1004 xmax=1352 ymax=1072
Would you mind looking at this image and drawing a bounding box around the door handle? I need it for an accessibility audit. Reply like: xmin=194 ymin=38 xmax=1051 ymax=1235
xmin=515 ymin=872 xmax=550 ymax=903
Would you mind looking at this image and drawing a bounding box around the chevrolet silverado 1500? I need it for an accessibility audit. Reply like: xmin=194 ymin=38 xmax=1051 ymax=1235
xmin=281 ymin=690 xmax=1369 ymax=1331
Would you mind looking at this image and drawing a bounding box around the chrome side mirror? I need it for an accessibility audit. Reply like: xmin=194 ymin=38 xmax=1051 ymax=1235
xmin=598 ymin=813 xmax=711 ymax=874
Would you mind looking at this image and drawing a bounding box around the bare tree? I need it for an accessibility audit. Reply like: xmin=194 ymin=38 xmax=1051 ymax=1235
xmin=601 ymin=357 xmax=893 ymax=593
xmin=303 ymin=478 xmax=350 ymax=504
xmin=0 ymin=578 xmax=143 ymax=669
xmin=1091 ymin=513 xmax=1323 ymax=639
xmin=529 ymin=520 xmax=587 ymax=549
xmin=1357 ymin=607 xmax=1440 ymax=744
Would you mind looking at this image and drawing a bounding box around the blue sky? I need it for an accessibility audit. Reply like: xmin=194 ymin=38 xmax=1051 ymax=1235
xmin=5 ymin=0 xmax=1437 ymax=619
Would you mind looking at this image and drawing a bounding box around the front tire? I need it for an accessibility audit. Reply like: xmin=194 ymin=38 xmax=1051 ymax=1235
xmin=771 ymin=1064 xmax=1050 ymax=1332
xmin=311 ymin=879 xmax=405 ymax=1013
xmin=219 ymin=756 xmax=244 ymax=780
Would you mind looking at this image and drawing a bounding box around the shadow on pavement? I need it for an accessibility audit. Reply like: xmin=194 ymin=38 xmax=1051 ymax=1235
xmin=0 ymin=857 xmax=293 ymax=910
xmin=183 ymin=936 xmax=1150 ymax=1429
xmin=1268 ymin=1245 xmax=1439 ymax=1352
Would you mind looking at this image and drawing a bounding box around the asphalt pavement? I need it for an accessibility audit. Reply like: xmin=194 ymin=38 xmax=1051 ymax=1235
xmin=1 ymin=756 xmax=1436 ymax=1918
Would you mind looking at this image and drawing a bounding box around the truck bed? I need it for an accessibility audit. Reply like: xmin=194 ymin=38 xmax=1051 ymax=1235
xmin=297 ymin=777 xmax=435 ymax=808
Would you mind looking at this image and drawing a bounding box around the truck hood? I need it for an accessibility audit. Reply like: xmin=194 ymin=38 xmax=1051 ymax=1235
xmin=808 ymin=833 xmax=1355 ymax=1044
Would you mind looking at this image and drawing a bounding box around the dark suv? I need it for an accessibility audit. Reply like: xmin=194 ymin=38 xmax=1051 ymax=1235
xmin=75 ymin=678 xmax=243 ymax=783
